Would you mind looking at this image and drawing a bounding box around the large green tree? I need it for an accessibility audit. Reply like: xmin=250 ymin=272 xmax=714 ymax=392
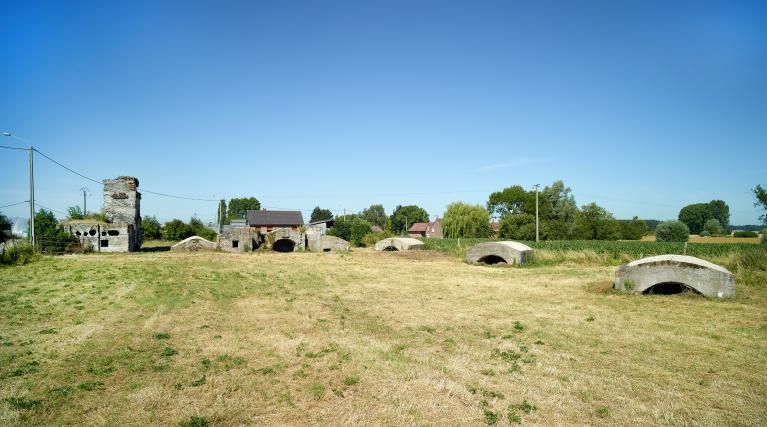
xmin=574 ymin=202 xmax=622 ymax=240
xmin=499 ymin=214 xmax=536 ymax=241
xmin=310 ymin=206 xmax=333 ymax=223
xmin=541 ymin=180 xmax=577 ymax=222
xmin=753 ymin=185 xmax=767 ymax=225
xmin=678 ymin=200 xmax=730 ymax=234
xmin=227 ymin=197 xmax=261 ymax=221
xmin=442 ymin=202 xmax=492 ymax=238
xmin=486 ymin=185 xmax=536 ymax=218
xmin=390 ymin=205 xmax=429 ymax=234
xmin=708 ymin=200 xmax=730 ymax=228
xmin=361 ymin=204 xmax=388 ymax=229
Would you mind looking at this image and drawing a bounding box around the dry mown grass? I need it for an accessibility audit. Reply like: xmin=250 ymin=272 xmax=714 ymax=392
xmin=1 ymin=250 xmax=766 ymax=426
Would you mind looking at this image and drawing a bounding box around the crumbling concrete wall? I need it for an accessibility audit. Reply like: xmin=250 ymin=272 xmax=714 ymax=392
xmin=219 ymin=227 xmax=261 ymax=252
xmin=66 ymin=222 xmax=137 ymax=252
xmin=102 ymin=176 xmax=141 ymax=249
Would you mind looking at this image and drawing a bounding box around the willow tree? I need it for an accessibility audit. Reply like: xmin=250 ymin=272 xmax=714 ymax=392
xmin=442 ymin=202 xmax=493 ymax=238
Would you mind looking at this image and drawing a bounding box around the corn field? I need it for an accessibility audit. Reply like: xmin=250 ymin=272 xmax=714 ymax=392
xmin=420 ymin=238 xmax=765 ymax=259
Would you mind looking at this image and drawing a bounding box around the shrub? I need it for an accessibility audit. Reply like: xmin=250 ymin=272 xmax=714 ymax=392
xmin=733 ymin=231 xmax=758 ymax=238
xmin=655 ymin=220 xmax=690 ymax=242
xmin=703 ymin=219 xmax=723 ymax=235
xmin=189 ymin=217 xmax=217 ymax=241
xmin=0 ymin=241 xmax=38 ymax=266
xmin=328 ymin=216 xmax=372 ymax=247
xmin=141 ymin=215 xmax=163 ymax=240
xmin=699 ymin=230 xmax=711 ymax=237
xmin=362 ymin=230 xmax=394 ymax=247
xmin=163 ymin=219 xmax=192 ymax=241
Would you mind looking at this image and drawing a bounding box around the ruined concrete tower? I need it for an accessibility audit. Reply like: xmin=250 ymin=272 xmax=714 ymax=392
xmin=103 ymin=176 xmax=141 ymax=243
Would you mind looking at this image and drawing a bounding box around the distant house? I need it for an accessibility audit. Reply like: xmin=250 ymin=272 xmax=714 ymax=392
xmin=408 ymin=218 xmax=442 ymax=239
xmin=490 ymin=222 xmax=500 ymax=236
xmin=306 ymin=218 xmax=335 ymax=235
xmin=246 ymin=210 xmax=304 ymax=232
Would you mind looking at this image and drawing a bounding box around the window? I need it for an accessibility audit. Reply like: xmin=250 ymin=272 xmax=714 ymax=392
xmin=100 ymin=240 xmax=109 ymax=247
xmin=232 ymin=240 xmax=239 ymax=248
xmin=107 ymin=230 xmax=119 ymax=236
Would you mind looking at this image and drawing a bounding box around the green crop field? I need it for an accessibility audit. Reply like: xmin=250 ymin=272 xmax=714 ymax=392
xmin=420 ymin=238 xmax=766 ymax=263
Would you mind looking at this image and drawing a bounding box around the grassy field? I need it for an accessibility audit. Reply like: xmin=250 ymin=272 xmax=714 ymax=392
xmin=1 ymin=249 xmax=766 ymax=426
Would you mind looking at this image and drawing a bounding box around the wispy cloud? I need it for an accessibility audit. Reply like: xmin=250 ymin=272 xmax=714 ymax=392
xmin=478 ymin=157 xmax=549 ymax=171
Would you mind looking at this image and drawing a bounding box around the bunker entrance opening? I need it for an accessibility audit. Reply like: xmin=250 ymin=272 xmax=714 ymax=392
xmin=273 ymin=239 xmax=296 ymax=253
xmin=478 ymin=255 xmax=507 ymax=265
xmin=383 ymin=246 xmax=398 ymax=251
xmin=643 ymin=282 xmax=701 ymax=295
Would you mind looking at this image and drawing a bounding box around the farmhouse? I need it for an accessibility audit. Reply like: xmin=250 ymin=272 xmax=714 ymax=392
xmin=246 ymin=210 xmax=303 ymax=232
xmin=408 ymin=218 xmax=442 ymax=239
xmin=65 ymin=176 xmax=141 ymax=252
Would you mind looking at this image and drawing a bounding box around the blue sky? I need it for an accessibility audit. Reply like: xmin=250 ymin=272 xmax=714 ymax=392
xmin=1 ymin=0 xmax=765 ymax=224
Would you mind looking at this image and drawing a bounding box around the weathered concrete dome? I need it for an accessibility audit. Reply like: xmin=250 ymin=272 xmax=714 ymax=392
xmin=171 ymin=236 xmax=216 ymax=251
xmin=614 ymin=254 xmax=735 ymax=298
xmin=465 ymin=241 xmax=533 ymax=265
xmin=374 ymin=237 xmax=425 ymax=251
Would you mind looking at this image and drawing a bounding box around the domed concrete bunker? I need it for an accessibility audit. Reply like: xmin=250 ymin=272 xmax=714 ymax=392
xmin=374 ymin=237 xmax=425 ymax=251
xmin=614 ymin=254 xmax=735 ymax=298
xmin=466 ymin=241 xmax=533 ymax=265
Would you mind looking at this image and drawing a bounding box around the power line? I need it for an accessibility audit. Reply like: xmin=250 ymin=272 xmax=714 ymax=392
xmin=0 ymin=144 xmax=28 ymax=151
xmin=34 ymin=201 xmax=68 ymax=217
xmin=0 ymin=200 xmax=29 ymax=209
xmin=33 ymin=148 xmax=101 ymax=184
xmin=140 ymin=189 xmax=218 ymax=202
xmin=32 ymin=147 xmax=219 ymax=202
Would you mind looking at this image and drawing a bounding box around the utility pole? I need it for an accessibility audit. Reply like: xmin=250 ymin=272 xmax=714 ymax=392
xmin=533 ymin=184 xmax=540 ymax=242
xmin=29 ymin=145 xmax=35 ymax=247
xmin=80 ymin=187 xmax=89 ymax=216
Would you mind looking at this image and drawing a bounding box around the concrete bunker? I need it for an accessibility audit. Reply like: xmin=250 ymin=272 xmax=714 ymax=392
xmin=614 ymin=254 xmax=735 ymax=298
xmin=374 ymin=237 xmax=425 ymax=251
xmin=264 ymin=228 xmax=304 ymax=252
xmin=465 ymin=241 xmax=533 ymax=266
xmin=306 ymin=233 xmax=350 ymax=252
xmin=171 ymin=236 xmax=216 ymax=252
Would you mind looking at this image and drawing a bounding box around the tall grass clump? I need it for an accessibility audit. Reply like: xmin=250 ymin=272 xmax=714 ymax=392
xmin=0 ymin=241 xmax=39 ymax=266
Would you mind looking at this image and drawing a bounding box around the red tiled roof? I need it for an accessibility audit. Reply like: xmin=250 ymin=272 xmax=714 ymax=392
xmin=408 ymin=222 xmax=429 ymax=232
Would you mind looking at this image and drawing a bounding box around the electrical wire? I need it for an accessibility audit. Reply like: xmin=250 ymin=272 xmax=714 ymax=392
xmin=0 ymin=200 xmax=29 ymax=209
xmin=33 ymin=148 xmax=102 ymax=185
xmin=33 ymin=202 xmax=69 ymax=217
xmin=0 ymin=145 xmax=28 ymax=151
